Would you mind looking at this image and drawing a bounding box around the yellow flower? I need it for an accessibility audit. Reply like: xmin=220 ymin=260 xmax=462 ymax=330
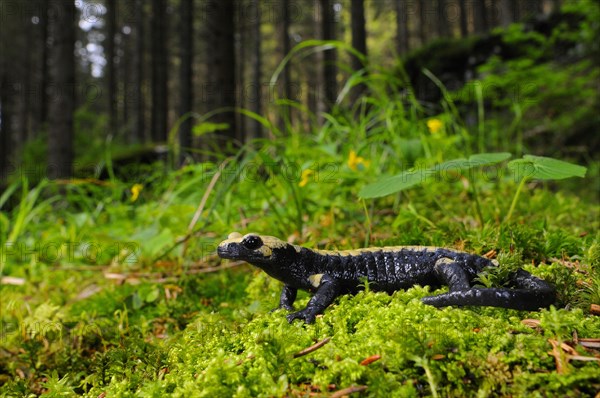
xmin=348 ymin=150 xmax=370 ymax=171
xmin=299 ymin=169 xmax=314 ymax=187
xmin=427 ymin=118 xmax=443 ymax=134
xmin=130 ymin=184 xmax=144 ymax=202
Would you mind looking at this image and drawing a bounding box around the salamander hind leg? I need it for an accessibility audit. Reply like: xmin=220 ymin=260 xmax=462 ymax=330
xmin=287 ymin=274 xmax=341 ymax=324
xmin=422 ymin=268 xmax=556 ymax=311
xmin=431 ymin=257 xmax=472 ymax=292
xmin=421 ymin=257 xmax=473 ymax=307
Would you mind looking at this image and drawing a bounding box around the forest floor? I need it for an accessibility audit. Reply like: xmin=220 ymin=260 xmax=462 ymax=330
xmin=0 ymin=168 xmax=598 ymax=396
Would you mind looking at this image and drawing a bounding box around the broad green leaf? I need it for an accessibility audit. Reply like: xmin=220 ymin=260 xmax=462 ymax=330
xmin=508 ymin=155 xmax=587 ymax=180
xmin=359 ymin=170 xmax=430 ymax=198
xmin=468 ymin=152 xmax=512 ymax=166
xmin=431 ymin=152 xmax=511 ymax=173
xmin=431 ymin=158 xmax=470 ymax=172
xmin=507 ymin=159 xmax=536 ymax=180
xmin=359 ymin=153 xmax=513 ymax=199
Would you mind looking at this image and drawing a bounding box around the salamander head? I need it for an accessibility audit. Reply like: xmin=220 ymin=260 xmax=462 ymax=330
xmin=217 ymin=232 xmax=300 ymax=268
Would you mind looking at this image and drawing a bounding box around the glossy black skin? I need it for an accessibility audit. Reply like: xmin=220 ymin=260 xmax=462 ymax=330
xmin=217 ymin=234 xmax=556 ymax=324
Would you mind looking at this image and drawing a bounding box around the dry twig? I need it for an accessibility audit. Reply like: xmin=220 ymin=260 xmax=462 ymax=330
xmin=330 ymin=385 xmax=368 ymax=398
xmin=293 ymin=337 xmax=331 ymax=358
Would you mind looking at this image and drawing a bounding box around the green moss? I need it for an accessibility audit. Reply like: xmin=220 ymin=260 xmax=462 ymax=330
xmin=77 ymin=292 xmax=596 ymax=397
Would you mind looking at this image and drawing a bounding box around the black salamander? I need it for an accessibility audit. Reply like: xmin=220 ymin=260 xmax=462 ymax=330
xmin=217 ymin=232 xmax=556 ymax=324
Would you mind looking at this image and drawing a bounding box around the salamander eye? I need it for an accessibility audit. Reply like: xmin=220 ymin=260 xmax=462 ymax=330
xmin=241 ymin=235 xmax=263 ymax=250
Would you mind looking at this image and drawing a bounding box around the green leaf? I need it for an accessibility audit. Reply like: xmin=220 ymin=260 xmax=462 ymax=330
xmin=0 ymin=181 xmax=19 ymax=210
xmin=359 ymin=170 xmax=430 ymax=198
xmin=131 ymin=292 xmax=143 ymax=310
xmin=432 ymin=158 xmax=470 ymax=172
xmin=468 ymin=152 xmax=512 ymax=166
xmin=143 ymin=227 xmax=175 ymax=257
xmin=508 ymin=155 xmax=587 ymax=180
xmin=359 ymin=153 xmax=512 ymax=199
xmin=144 ymin=287 xmax=160 ymax=303
xmin=0 ymin=212 xmax=8 ymax=241
xmin=436 ymin=152 xmax=512 ymax=172
xmin=192 ymin=122 xmax=229 ymax=136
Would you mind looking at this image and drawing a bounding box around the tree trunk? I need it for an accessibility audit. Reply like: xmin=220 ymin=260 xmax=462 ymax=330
xmin=281 ymin=0 xmax=291 ymax=101
xmin=249 ymin=0 xmax=262 ymax=139
xmin=510 ymin=0 xmax=520 ymax=21
xmin=236 ymin=5 xmax=245 ymax=142
xmin=497 ymin=0 xmax=513 ymax=27
xmin=551 ymin=0 xmax=561 ymax=12
xmin=205 ymin=0 xmax=237 ymax=142
xmin=318 ymin=0 xmax=337 ymax=115
xmin=19 ymin=22 xmax=33 ymax=143
xmin=350 ymin=0 xmax=367 ymax=102
xmin=350 ymin=0 xmax=367 ymax=69
xmin=395 ymin=0 xmax=409 ymax=55
xmin=133 ymin=0 xmax=145 ymax=143
xmin=459 ymin=0 xmax=469 ymax=37
xmin=0 ymin=1 xmax=16 ymax=179
xmin=437 ymin=0 xmax=450 ymax=38
xmin=473 ymin=0 xmax=488 ymax=34
xmin=106 ymin=0 xmax=117 ymax=137
xmin=0 ymin=74 xmax=13 ymax=182
xmin=418 ymin=0 xmax=427 ymax=45
xmin=179 ymin=0 xmax=193 ymax=163
xmin=32 ymin=0 xmax=49 ymax=134
xmin=307 ymin=2 xmax=320 ymax=119
xmin=122 ymin=29 xmax=129 ymax=140
xmin=488 ymin=0 xmax=497 ymax=27
xmin=538 ymin=0 xmax=545 ymax=15
xmin=279 ymin=0 xmax=292 ymax=129
xmin=521 ymin=0 xmax=544 ymax=18
xmin=48 ymin=0 xmax=75 ymax=179
xmin=151 ymin=0 xmax=168 ymax=142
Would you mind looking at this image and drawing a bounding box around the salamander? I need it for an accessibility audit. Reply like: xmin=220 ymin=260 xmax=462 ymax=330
xmin=217 ymin=232 xmax=556 ymax=324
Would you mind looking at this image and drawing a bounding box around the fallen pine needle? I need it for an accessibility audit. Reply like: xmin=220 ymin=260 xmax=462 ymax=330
xmin=360 ymin=355 xmax=381 ymax=366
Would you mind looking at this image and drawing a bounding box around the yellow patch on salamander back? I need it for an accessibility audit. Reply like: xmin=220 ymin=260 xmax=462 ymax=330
xmin=308 ymin=274 xmax=324 ymax=288
xmin=312 ymin=246 xmax=462 ymax=257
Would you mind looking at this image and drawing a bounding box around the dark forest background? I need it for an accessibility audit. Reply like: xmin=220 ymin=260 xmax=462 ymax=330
xmin=0 ymin=0 xmax=595 ymax=182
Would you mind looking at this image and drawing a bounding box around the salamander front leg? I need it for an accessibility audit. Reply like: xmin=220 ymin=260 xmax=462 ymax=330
xmin=287 ymin=274 xmax=341 ymax=324
xmin=276 ymin=284 xmax=297 ymax=311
